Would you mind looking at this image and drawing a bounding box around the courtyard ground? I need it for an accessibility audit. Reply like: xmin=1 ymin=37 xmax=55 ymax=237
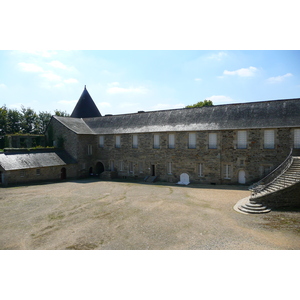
xmin=0 ymin=178 xmax=299 ymax=250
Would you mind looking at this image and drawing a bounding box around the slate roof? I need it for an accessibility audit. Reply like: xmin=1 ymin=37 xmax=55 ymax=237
xmin=70 ymin=86 xmax=102 ymax=118
xmin=55 ymin=98 xmax=300 ymax=135
xmin=0 ymin=150 xmax=77 ymax=171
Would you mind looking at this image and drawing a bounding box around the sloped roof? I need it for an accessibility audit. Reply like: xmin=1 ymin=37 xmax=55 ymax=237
xmin=54 ymin=98 xmax=300 ymax=135
xmin=0 ymin=150 xmax=77 ymax=171
xmin=53 ymin=115 xmax=94 ymax=134
xmin=70 ymin=86 xmax=101 ymax=118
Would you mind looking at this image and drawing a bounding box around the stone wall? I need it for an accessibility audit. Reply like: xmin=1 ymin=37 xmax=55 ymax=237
xmin=254 ymin=181 xmax=300 ymax=209
xmin=90 ymin=128 xmax=294 ymax=184
xmin=0 ymin=164 xmax=78 ymax=186
xmin=45 ymin=119 xmax=297 ymax=185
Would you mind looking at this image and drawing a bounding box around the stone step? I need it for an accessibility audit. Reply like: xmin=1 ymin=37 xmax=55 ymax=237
xmin=241 ymin=204 xmax=269 ymax=211
xmin=238 ymin=206 xmax=271 ymax=214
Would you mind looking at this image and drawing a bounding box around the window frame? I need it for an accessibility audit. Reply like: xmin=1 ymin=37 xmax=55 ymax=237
xmin=99 ymin=135 xmax=104 ymax=148
xmin=167 ymin=162 xmax=172 ymax=174
xmin=208 ymin=132 xmax=217 ymax=149
xmin=223 ymin=164 xmax=231 ymax=179
xmin=237 ymin=130 xmax=247 ymax=149
xmin=294 ymin=129 xmax=300 ymax=149
xmin=198 ymin=163 xmax=203 ymax=177
xmin=153 ymin=134 xmax=160 ymax=149
xmin=115 ymin=135 xmax=121 ymax=148
xmin=264 ymin=129 xmax=275 ymax=149
xmin=132 ymin=134 xmax=138 ymax=149
xmin=188 ymin=132 xmax=196 ymax=149
xmin=88 ymin=144 xmax=93 ymax=155
xmin=168 ymin=133 xmax=175 ymax=149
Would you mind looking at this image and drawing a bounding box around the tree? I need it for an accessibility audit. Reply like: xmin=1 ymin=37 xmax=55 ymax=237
xmin=37 ymin=111 xmax=52 ymax=134
xmin=54 ymin=110 xmax=70 ymax=117
xmin=0 ymin=106 xmax=70 ymax=136
xmin=20 ymin=106 xmax=39 ymax=134
xmin=6 ymin=108 xmax=22 ymax=134
xmin=185 ymin=99 xmax=213 ymax=108
xmin=0 ymin=105 xmax=8 ymax=135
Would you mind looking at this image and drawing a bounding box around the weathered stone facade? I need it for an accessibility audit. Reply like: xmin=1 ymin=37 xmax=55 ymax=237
xmin=46 ymin=117 xmax=297 ymax=185
xmin=3 ymin=88 xmax=299 ymax=188
xmin=1 ymin=164 xmax=77 ymax=186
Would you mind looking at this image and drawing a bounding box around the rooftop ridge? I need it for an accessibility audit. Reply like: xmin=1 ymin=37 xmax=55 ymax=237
xmin=82 ymin=97 xmax=300 ymax=119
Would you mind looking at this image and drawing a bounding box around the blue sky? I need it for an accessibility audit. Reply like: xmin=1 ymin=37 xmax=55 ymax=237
xmin=0 ymin=50 xmax=299 ymax=115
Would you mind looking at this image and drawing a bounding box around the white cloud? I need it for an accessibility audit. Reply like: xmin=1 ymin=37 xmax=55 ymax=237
xmin=18 ymin=62 xmax=44 ymax=73
xmin=194 ymin=78 xmax=202 ymax=82
xmin=48 ymin=60 xmax=68 ymax=70
xmin=40 ymin=71 xmax=61 ymax=82
xmin=107 ymin=86 xmax=149 ymax=94
xmin=64 ymin=78 xmax=78 ymax=84
xmin=223 ymin=66 xmax=258 ymax=77
xmin=208 ymin=52 xmax=227 ymax=61
xmin=0 ymin=83 xmax=6 ymax=88
xmin=208 ymin=95 xmax=237 ymax=105
xmin=267 ymin=73 xmax=293 ymax=83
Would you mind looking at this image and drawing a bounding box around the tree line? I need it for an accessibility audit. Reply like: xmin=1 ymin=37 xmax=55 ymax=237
xmin=0 ymin=105 xmax=69 ymax=136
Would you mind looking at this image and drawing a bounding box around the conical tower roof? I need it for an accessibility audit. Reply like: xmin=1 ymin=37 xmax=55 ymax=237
xmin=71 ymin=86 xmax=102 ymax=118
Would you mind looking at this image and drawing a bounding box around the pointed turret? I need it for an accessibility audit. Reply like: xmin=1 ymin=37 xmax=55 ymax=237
xmin=71 ymin=86 xmax=102 ymax=118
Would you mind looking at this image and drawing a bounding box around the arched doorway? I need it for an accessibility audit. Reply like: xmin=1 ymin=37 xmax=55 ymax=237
xmin=61 ymin=167 xmax=66 ymax=180
xmin=95 ymin=162 xmax=105 ymax=175
xmin=238 ymin=170 xmax=246 ymax=184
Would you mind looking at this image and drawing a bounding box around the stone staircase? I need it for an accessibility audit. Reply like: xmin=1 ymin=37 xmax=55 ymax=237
xmin=237 ymin=153 xmax=300 ymax=214
xmin=144 ymin=176 xmax=157 ymax=183
xmin=237 ymin=197 xmax=271 ymax=214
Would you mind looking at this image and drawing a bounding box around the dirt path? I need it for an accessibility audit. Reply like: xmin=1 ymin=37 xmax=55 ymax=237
xmin=0 ymin=179 xmax=299 ymax=250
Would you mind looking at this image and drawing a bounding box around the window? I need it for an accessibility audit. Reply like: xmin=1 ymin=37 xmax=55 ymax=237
xmin=20 ymin=170 xmax=26 ymax=177
xmin=129 ymin=162 xmax=134 ymax=174
xmin=115 ymin=135 xmax=121 ymax=148
xmin=110 ymin=160 xmax=114 ymax=171
xmin=119 ymin=161 xmax=124 ymax=171
xmin=168 ymin=134 xmax=175 ymax=149
xmin=132 ymin=134 xmax=138 ymax=148
xmin=208 ymin=133 xmax=217 ymax=149
xmin=198 ymin=163 xmax=203 ymax=177
xmin=294 ymin=129 xmax=300 ymax=148
xmin=88 ymin=144 xmax=93 ymax=155
xmin=139 ymin=162 xmax=144 ymax=173
xmin=153 ymin=134 xmax=160 ymax=149
xmin=188 ymin=133 xmax=196 ymax=149
xmin=237 ymin=131 xmax=247 ymax=149
xmin=167 ymin=162 xmax=172 ymax=174
xmin=36 ymin=169 xmax=41 ymax=176
xmin=223 ymin=164 xmax=231 ymax=179
xmin=264 ymin=130 xmax=275 ymax=149
xmin=99 ymin=136 xmax=104 ymax=148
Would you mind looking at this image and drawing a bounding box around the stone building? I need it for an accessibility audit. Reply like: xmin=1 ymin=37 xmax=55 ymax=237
xmin=43 ymin=87 xmax=300 ymax=185
xmin=0 ymin=148 xmax=77 ymax=185
xmin=1 ymin=86 xmax=300 ymax=187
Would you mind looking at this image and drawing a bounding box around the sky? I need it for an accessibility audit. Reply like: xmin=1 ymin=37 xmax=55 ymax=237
xmin=0 ymin=50 xmax=300 ymax=116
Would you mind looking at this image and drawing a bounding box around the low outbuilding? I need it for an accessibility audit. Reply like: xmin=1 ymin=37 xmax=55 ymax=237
xmin=0 ymin=148 xmax=77 ymax=186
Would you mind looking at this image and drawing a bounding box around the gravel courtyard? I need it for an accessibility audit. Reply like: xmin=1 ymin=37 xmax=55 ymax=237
xmin=0 ymin=178 xmax=299 ymax=250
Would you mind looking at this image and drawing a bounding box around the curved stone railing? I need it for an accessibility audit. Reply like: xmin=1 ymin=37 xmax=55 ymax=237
xmin=249 ymin=148 xmax=294 ymax=196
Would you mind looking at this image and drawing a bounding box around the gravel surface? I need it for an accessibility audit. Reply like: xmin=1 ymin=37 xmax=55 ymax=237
xmin=0 ymin=178 xmax=299 ymax=250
